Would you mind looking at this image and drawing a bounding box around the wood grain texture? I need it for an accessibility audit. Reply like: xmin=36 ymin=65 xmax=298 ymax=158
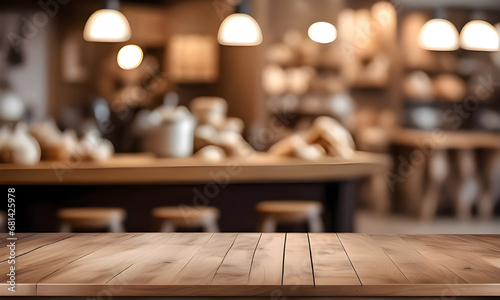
xmin=308 ymin=233 xmax=360 ymax=286
xmin=426 ymin=235 xmax=500 ymax=281
xmin=400 ymin=234 xmax=500 ymax=283
xmin=39 ymin=233 xmax=175 ymax=285
xmin=247 ymin=233 xmax=285 ymax=285
xmin=171 ymin=233 xmax=237 ymax=285
xmin=0 ymin=233 xmax=72 ymax=261
xmin=0 ymin=233 xmax=136 ymax=295
xmin=212 ymin=233 xmax=261 ymax=285
xmin=455 ymin=234 xmax=500 ymax=252
xmin=369 ymin=234 xmax=464 ymax=284
xmin=282 ymin=233 xmax=314 ymax=286
xmin=2 ymin=233 xmax=500 ymax=297
xmin=108 ymin=233 xmax=212 ymax=285
xmin=0 ymin=152 xmax=389 ymax=185
xmin=337 ymin=233 xmax=409 ymax=285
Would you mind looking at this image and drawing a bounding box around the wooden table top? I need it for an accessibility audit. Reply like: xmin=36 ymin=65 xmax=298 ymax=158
xmin=0 ymin=151 xmax=390 ymax=185
xmin=1 ymin=233 xmax=499 ymax=297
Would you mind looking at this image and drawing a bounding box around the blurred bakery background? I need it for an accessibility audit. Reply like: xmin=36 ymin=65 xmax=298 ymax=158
xmin=1 ymin=0 xmax=499 ymax=234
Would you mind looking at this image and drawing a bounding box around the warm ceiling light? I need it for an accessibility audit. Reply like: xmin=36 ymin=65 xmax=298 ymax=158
xmin=460 ymin=20 xmax=499 ymax=51
xmin=117 ymin=45 xmax=143 ymax=70
xmin=83 ymin=9 xmax=131 ymax=42
xmin=217 ymin=13 xmax=262 ymax=46
xmin=308 ymin=22 xmax=337 ymax=44
xmin=418 ymin=19 xmax=459 ymax=51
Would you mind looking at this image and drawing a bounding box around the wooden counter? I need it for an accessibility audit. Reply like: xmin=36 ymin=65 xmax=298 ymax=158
xmin=1 ymin=233 xmax=499 ymax=297
xmin=0 ymin=151 xmax=390 ymax=185
xmin=390 ymin=128 xmax=500 ymax=149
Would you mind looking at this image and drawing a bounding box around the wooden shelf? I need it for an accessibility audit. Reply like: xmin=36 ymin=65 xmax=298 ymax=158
xmin=2 ymin=233 xmax=499 ymax=297
xmin=0 ymin=151 xmax=390 ymax=185
xmin=390 ymin=128 xmax=500 ymax=149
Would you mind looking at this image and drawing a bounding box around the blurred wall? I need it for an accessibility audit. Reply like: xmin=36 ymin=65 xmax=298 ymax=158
xmin=1 ymin=11 xmax=50 ymax=121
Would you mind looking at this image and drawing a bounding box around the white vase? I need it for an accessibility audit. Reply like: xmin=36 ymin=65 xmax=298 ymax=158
xmin=0 ymin=90 xmax=25 ymax=122
xmin=143 ymin=109 xmax=196 ymax=158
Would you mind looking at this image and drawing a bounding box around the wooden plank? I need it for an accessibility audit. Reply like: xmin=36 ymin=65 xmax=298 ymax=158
xmin=248 ymin=233 xmax=285 ymax=286
xmin=337 ymin=233 xmax=409 ymax=285
xmin=428 ymin=235 xmax=500 ymax=280
xmin=0 ymin=232 xmax=37 ymax=240
xmin=0 ymin=234 xmax=136 ymax=282
xmin=107 ymin=233 xmax=213 ymax=285
xmin=115 ymin=232 xmax=174 ymax=246
xmin=39 ymin=233 xmax=174 ymax=285
xmin=0 ymin=233 xmax=73 ymax=261
xmin=0 ymin=152 xmax=389 ymax=185
xmin=371 ymin=234 xmax=465 ymax=284
xmin=454 ymin=235 xmax=500 ymax=252
xmin=0 ymin=233 xmax=136 ymax=296
xmin=453 ymin=235 xmax=500 ymax=269
xmin=283 ymin=233 xmax=314 ymax=286
xmin=212 ymin=233 xmax=261 ymax=285
xmin=171 ymin=233 xmax=237 ymax=285
xmin=400 ymin=234 xmax=500 ymax=283
xmin=0 ymin=234 xmax=40 ymax=294
xmin=308 ymin=233 xmax=360 ymax=286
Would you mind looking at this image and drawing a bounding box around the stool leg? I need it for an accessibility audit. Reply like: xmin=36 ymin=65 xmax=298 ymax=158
xmin=160 ymin=221 xmax=176 ymax=232
xmin=398 ymin=147 xmax=426 ymax=216
xmin=454 ymin=149 xmax=480 ymax=219
xmin=202 ymin=218 xmax=220 ymax=232
xmin=308 ymin=214 xmax=324 ymax=233
xmin=368 ymin=173 xmax=391 ymax=215
xmin=478 ymin=150 xmax=500 ymax=218
xmin=0 ymin=214 xmax=6 ymax=233
xmin=59 ymin=222 xmax=71 ymax=233
xmin=258 ymin=216 xmax=276 ymax=232
xmin=109 ymin=218 xmax=125 ymax=233
xmin=419 ymin=149 xmax=449 ymax=220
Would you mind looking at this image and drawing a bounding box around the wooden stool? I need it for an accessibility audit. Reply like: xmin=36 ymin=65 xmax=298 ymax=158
xmin=152 ymin=206 xmax=220 ymax=232
xmin=57 ymin=207 xmax=126 ymax=232
xmin=256 ymin=201 xmax=324 ymax=232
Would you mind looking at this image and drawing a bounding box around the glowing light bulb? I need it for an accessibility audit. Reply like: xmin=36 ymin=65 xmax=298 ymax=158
xmin=84 ymin=9 xmax=131 ymax=42
xmin=418 ymin=19 xmax=459 ymax=51
xmin=460 ymin=20 xmax=499 ymax=51
xmin=308 ymin=22 xmax=337 ymax=44
xmin=218 ymin=13 xmax=262 ymax=46
xmin=117 ymin=44 xmax=143 ymax=70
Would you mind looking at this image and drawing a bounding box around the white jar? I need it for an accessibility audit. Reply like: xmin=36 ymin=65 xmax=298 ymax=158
xmin=0 ymin=90 xmax=25 ymax=122
xmin=143 ymin=106 xmax=196 ymax=158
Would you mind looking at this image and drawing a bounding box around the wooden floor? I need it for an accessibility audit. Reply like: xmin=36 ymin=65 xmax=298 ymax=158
xmin=1 ymin=233 xmax=500 ymax=297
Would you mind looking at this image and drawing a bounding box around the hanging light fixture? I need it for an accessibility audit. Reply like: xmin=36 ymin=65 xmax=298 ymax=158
xmin=418 ymin=19 xmax=459 ymax=51
xmin=117 ymin=45 xmax=143 ymax=70
xmin=83 ymin=0 xmax=131 ymax=42
xmin=460 ymin=20 xmax=499 ymax=51
xmin=217 ymin=0 xmax=262 ymax=46
xmin=308 ymin=22 xmax=337 ymax=44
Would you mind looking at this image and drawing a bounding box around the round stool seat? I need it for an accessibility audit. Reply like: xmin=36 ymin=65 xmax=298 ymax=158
xmin=57 ymin=207 xmax=126 ymax=232
xmin=152 ymin=206 xmax=220 ymax=232
xmin=256 ymin=201 xmax=322 ymax=223
xmin=256 ymin=201 xmax=324 ymax=232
